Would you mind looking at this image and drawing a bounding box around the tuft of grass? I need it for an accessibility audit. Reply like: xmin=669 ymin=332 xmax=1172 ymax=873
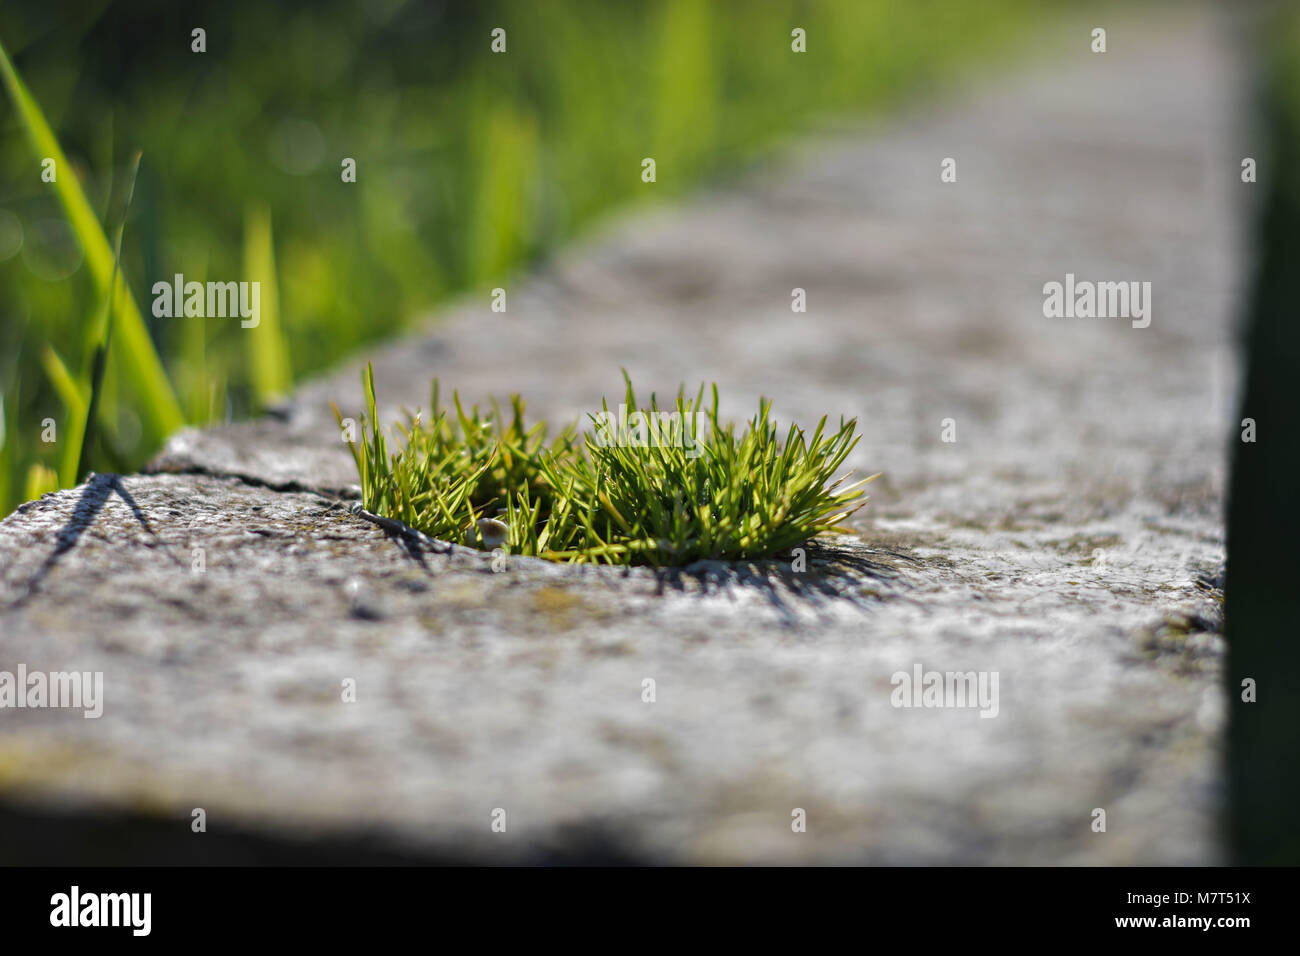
xmin=339 ymin=366 xmax=875 ymax=566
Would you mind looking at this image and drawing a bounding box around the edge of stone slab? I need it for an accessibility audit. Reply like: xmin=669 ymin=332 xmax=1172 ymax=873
xmin=0 ymin=471 xmax=912 ymax=616
xmin=142 ymin=424 xmax=361 ymax=500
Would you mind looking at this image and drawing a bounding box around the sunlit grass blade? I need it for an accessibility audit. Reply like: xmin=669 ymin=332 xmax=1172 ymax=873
xmin=38 ymin=345 xmax=86 ymax=488
xmin=0 ymin=393 xmax=10 ymax=509
xmin=23 ymin=462 xmax=59 ymax=502
xmin=0 ymin=35 xmax=184 ymax=441
xmin=78 ymin=150 xmax=142 ymax=483
xmin=243 ymin=203 xmax=292 ymax=407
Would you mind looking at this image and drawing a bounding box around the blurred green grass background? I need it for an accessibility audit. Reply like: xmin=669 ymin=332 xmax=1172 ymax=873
xmin=0 ymin=0 xmax=1049 ymax=516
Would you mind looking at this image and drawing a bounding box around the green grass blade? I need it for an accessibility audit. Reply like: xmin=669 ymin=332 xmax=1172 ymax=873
xmin=39 ymin=345 xmax=87 ymax=488
xmin=243 ymin=203 xmax=292 ymax=407
xmin=79 ymin=150 xmax=142 ymax=483
xmin=0 ymin=35 xmax=184 ymax=440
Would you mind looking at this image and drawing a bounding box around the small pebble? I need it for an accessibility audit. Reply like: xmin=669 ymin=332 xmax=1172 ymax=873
xmin=473 ymin=518 xmax=508 ymax=550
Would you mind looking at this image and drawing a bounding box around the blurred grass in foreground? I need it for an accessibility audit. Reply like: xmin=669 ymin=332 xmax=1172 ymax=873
xmin=0 ymin=0 xmax=1048 ymax=515
xmin=1226 ymin=1 xmax=1300 ymax=866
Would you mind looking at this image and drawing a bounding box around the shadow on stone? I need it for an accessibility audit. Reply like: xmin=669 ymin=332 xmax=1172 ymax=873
xmin=650 ymin=538 xmax=908 ymax=622
xmin=11 ymin=473 xmax=178 ymax=609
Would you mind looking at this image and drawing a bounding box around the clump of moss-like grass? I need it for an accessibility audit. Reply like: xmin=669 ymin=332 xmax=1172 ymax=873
xmin=337 ymin=364 xmax=875 ymax=566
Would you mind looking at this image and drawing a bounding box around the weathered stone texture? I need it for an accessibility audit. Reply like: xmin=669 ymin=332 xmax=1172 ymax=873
xmin=0 ymin=8 xmax=1241 ymax=863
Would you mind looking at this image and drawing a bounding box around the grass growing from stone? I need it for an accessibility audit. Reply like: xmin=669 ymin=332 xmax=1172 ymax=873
xmin=340 ymin=365 xmax=874 ymax=566
xmin=0 ymin=1 xmax=1047 ymax=517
